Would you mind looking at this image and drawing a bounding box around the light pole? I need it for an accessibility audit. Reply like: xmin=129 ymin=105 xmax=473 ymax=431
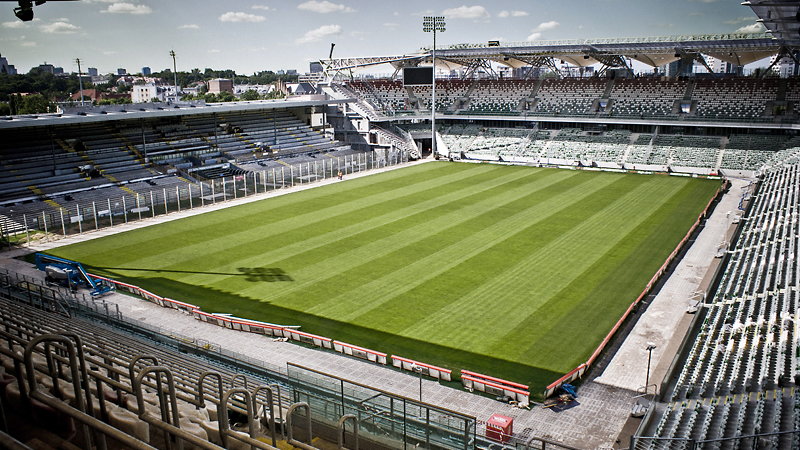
xmin=169 ymin=50 xmax=178 ymax=102
xmin=645 ymin=343 xmax=657 ymax=397
xmin=423 ymin=16 xmax=445 ymax=159
xmin=411 ymin=364 xmax=423 ymax=402
xmin=75 ymin=58 xmax=84 ymax=106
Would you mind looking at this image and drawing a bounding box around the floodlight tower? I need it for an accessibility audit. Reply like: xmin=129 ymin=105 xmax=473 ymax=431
xmin=169 ymin=50 xmax=178 ymax=102
xmin=75 ymin=58 xmax=84 ymax=106
xmin=423 ymin=16 xmax=445 ymax=158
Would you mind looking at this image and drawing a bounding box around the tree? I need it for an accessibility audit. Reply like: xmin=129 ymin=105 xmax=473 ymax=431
xmin=11 ymin=93 xmax=55 ymax=114
xmin=240 ymin=89 xmax=260 ymax=101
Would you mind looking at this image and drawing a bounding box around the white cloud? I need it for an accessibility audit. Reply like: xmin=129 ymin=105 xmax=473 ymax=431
xmin=724 ymin=16 xmax=754 ymax=25
xmin=383 ymin=22 xmax=399 ymax=28
xmin=296 ymin=24 xmax=341 ymax=44
xmin=178 ymin=24 xmax=199 ymax=30
xmin=1 ymin=20 xmax=28 ymax=29
xmin=102 ymin=50 xmax=117 ymax=55
xmin=498 ymin=10 xmax=528 ymax=18
xmin=251 ymin=5 xmax=273 ymax=11
xmin=533 ymin=20 xmax=559 ymax=32
xmin=297 ymin=1 xmax=354 ymax=14
xmin=40 ymin=20 xmax=81 ymax=34
xmin=102 ymin=3 xmax=152 ymax=14
xmin=219 ymin=12 xmax=266 ymax=23
xmin=736 ymin=22 xmax=765 ymax=33
xmin=21 ymin=41 xmax=37 ymax=47
xmin=209 ymin=49 xmax=221 ymax=53
xmin=442 ymin=5 xmax=489 ymax=20
xmin=526 ymin=32 xmax=541 ymax=41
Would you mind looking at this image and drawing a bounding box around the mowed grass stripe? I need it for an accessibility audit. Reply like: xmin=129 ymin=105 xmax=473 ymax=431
xmin=59 ymin=162 xmax=466 ymax=263
xmin=308 ymin=173 xmax=623 ymax=320
xmin=512 ymin=180 xmax=719 ymax=367
xmin=230 ymin=168 xmax=581 ymax=306
xmin=191 ymin=166 xmax=553 ymax=293
xmin=74 ymin=163 xmax=494 ymax=276
xmin=403 ymin=175 xmax=687 ymax=364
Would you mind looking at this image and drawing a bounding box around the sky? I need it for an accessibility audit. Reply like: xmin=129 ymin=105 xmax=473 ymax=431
xmin=0 ymin=0 xmax=767 ymax=75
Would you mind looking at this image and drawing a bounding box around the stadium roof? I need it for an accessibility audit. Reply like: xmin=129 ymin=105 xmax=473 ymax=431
xmin=320 ymin=33 xmax=782 ymax=76
xmin=0 ymin=97 xmax=348 ymax=130
xmin=745 ymin=0 xmax=800 ymax=47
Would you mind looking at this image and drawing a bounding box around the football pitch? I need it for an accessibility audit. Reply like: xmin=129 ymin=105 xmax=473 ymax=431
xmin=49 ymin=162 xmax=721 ymax=394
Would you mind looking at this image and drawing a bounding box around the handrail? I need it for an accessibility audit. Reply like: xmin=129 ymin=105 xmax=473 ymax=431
xmin=196 ymin=370 xmax=224 ymax=408
xmin=133 ymin=366 xmax=183 ymax=450
xmin=252 ymin=385 xmax=277 ymax=447
xmin=286 ymin=402 xmax=317 ymax=450
xmin=337 ymin=414 xmax=358 ymax=450
xmin=230 ymin=373 xmax=248 ymax=390
xmin=218 ymin=387 xmax=279 ymax=450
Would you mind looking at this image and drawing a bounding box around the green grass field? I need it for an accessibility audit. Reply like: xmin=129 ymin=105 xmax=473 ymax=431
xmin=49 ymin=162 xmax=720 ymax=393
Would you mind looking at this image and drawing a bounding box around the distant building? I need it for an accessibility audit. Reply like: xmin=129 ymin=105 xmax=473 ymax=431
xmin=0 ymin=54 xmax=16 ymax=75
xmin=234 ymin=84 xmax=275 ymax=96
xmin=131 ymin=84 xmax=158 ymax=103
xmin=208 ymin=78 xmax=233 ymax=94
xmin=131 ymin=84 xmax=179 ymax=103
xmin=92 ymin=75 xmax=110 ymax=85
xmin=141 ymin=66 xmax=151 ymax=76
xmin=71 ymin=89 xmax=100 ymax=103
xmin=309 ymin=62 xmax=323 ymax=73
xmin=36 ymin=63 xmax=55 ymax=74
xmin=286 ymin=69 xmax=298 ymax=76
xmin=117 ymin=68 xmax=127 ymax=76
xmin=87 ymin=67 xmax=98 ymax=77
xmin=705 ymin=56 xmax=743 ymax=75
xmin=53 ymin=67 xmax=64 ymax=75
xmin=771 ymin=52 xmax=799 ymax=78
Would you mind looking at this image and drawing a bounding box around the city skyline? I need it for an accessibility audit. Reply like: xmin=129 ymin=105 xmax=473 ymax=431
xmin=1 ymin=0 xmax=768 ymax=75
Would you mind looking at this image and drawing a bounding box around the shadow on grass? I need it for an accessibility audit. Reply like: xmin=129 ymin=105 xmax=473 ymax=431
xmin=93 ymin=266 xmax=293 ymax=283
xmin=110 ymin=275 xmax=561 ymax=398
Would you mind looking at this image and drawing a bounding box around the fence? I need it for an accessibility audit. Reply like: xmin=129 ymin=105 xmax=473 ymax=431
xmin=1 ymin=149 xmax=410 ymax=244
xmin=287 ymin=363 xmax=477 ymax=449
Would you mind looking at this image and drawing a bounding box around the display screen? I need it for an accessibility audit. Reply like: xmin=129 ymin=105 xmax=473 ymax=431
xmin=403 ymin=67 xmax=433 ymax=86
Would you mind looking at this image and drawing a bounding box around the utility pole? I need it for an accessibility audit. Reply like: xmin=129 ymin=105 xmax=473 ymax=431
xmin=75 ymin=58 xmax=84 ymax=106
xmin=170 ymin=50 xmax=178 ymax=102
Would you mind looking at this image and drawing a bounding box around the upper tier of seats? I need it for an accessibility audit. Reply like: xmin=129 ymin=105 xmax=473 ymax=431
xmin=343 ymin=76 xmax=799 ymax=122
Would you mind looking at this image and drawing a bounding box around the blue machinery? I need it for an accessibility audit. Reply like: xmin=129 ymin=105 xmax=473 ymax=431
xmin=34 ymin=253 xmax=114 ymax=297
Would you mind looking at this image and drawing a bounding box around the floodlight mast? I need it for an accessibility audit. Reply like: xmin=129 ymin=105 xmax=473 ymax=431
xmin=423 ymin=16 xmax=445 ymax=159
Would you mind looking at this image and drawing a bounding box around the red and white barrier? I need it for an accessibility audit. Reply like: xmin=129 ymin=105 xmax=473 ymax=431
xmin=333 ymin=341 xmax=387 ymax=364
xmin=391 ymin=355 xmax=452 ymax=381
xmin=461 ymin=370 xmax=530 ymax=405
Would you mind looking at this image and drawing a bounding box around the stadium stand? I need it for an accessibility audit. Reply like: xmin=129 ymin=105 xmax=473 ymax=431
xmin=533 ymin=78 xmax=607 ymax=116
xmin=0 ymin=268 xmax=475 ymax=449
xmin=691 ymin=78 xmax=778 ymax=121
xmin=464 ymin=80 xmax=537 ymax=115
xmin=635 ymin=162 xmax=800 ymax=447
xmin=608 ymin=78 xmax=686 ymax=118
xmin=0 ymin=106 xmax=368 ymax=234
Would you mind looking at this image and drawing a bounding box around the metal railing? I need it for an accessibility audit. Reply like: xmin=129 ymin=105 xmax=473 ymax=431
xmin=1 ymin=149 xmax=411 ymax=245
